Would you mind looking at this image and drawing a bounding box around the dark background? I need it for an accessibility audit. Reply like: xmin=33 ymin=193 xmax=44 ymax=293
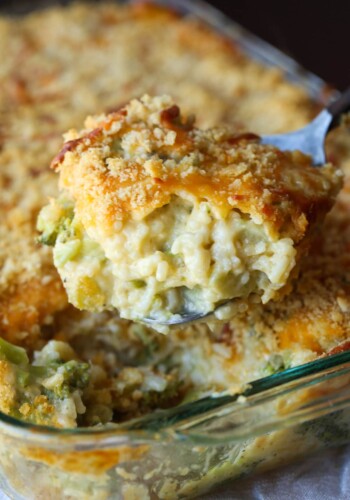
xmin=207 ymin=0 xmax=349 ymax=90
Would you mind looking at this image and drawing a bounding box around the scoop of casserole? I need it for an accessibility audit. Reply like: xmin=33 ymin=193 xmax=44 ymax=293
xmin=37 ymin=95 xmax=342 ymax=324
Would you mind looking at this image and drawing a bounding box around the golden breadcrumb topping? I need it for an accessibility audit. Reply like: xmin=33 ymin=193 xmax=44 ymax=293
xmin=53 ymin=95 xmax=341 ymax=242
xmin=0 ymin=360 xmax=16 ymax=414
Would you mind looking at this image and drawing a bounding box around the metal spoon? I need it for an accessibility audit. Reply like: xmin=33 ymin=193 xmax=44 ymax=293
xmin=144 ymin=86 xmax=350 ymax=327
xmin=261 ymin=86 xmax=350 ymax=165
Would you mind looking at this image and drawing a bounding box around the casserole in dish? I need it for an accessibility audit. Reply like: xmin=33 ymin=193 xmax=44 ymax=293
xmin=0 ymin=1 xmax=349 ymax=498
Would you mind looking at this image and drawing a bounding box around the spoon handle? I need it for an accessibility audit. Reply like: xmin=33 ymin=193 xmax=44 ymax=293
xmin=327 ymin=86 xmax=350 ymax=129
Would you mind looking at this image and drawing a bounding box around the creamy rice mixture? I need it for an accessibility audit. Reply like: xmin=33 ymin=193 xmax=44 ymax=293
xmin=38 ymin=95 xmax=341 ymax=324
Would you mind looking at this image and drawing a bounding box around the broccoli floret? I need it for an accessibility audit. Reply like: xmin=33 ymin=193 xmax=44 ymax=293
xmin=0 ymin=338 xmax=90 ymax=428
xmin=43 ymin=360 xmax=90 ymax=399
xmin=264 ymin=354 xmax=289 ymax=376
xmin=0 ymin=337 xmax=29 ymax=366
xmin=37 ymin=197 xmax=75 ymax=247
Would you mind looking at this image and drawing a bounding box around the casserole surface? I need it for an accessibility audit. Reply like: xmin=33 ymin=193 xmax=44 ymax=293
xmin=0 ymin=1 xmax=349 ymax=499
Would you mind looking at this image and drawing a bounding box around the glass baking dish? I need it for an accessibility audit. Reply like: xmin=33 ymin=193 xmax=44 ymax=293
xmin=0 ymin=1 xmax=348 ymax=499
xmin=1 ymin=351 xmax=350 ymax=499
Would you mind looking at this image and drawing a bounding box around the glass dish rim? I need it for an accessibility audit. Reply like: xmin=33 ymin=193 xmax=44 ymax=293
xmin=0 ymin=0 xmax=345 ymax=447
xmin=1 ymin=350 xmax=350 ymax=446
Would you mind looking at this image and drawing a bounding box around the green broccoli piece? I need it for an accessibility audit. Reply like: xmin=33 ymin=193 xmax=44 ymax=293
xmin=44 ymin=360 xmax=90 ymax=399
xmin=0 ymin=337 xmax=29 ymax=366
xmin=37 ymin=197 xmax=75 ymax=247
xmin=0 ymin=338 xmax=90 ymax=427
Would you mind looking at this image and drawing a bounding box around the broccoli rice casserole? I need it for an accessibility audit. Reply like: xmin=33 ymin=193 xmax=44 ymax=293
xmin=37 ymin=95 xmax=341 ymax=324
xmin=0 ymin=3 xmax=350 ymax=495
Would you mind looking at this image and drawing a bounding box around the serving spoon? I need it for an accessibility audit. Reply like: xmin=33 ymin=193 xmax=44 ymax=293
xmin=144 ymin=86 xmax=350 ymax=327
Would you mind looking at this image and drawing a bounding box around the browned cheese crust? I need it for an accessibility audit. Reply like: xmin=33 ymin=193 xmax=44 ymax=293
xmin=52 ymin=96 xmax=340 ymax=249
